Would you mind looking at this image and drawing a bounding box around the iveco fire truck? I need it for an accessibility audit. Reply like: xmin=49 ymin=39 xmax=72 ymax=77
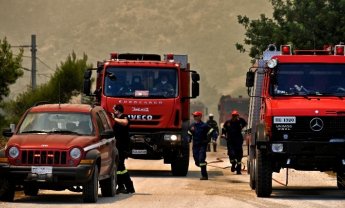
xmin=246 ymin=44 xmax=345 ymax=197
xmin=83 ymin=53 xmax=199 ymax=176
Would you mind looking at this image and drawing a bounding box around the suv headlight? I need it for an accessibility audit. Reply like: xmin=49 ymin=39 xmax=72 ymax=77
xmin=8 ymin=146 xmax=19 ymax=159
xmin=70 ymin=148 xmax=82 ymax=159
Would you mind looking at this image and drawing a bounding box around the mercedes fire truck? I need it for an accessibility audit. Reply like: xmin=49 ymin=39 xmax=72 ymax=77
xmin=246 ymin=44 xmax=345 ymax=197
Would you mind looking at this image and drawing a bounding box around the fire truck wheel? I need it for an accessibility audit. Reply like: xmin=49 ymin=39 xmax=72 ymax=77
xmin=0 ymin=177 xmax=15 ymax=202
xmin=171 ymin=145 xmax=190 ymax=176
xmin=255 ymin=149 xmax=272 ymax=197
xmin=100 ymin=162 xmax=117 ymax=197
xmin=24 ymin=183 xmax=39 ymax=196
xmin=337 ymin=172 xmax=345 ymax=190
xmin=249 ymin=147 xmax=256 ymax=190
xmin=83 ymin=165 xmax=99 ymax=203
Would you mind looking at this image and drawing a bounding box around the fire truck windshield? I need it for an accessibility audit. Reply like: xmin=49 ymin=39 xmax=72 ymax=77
xmin=104 ymin=67 xmax=178 ymax=98
xmin=271 ymin=63 xmax=345 ymax=96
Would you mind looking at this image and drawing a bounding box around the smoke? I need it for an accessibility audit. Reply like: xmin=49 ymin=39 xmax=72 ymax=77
xmin=0 ymin=0 xmax=272 ymax=113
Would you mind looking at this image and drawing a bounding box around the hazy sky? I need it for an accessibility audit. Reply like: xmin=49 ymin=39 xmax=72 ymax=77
xmin=0 ymin=0 xmax=272 ymax=115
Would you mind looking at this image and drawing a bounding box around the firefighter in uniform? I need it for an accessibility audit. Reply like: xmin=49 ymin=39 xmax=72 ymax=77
xmin=112 ymin=104 xmax=135 ymax=194
xmin=221 ymin=110 xmax=247 ymax=174
xmin=188 ymin=111 xmax=216 ymax=180
xmin=206 ymin=113 xmax=219 ymax=152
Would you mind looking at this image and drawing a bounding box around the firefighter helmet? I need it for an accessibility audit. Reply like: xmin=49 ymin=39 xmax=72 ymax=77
xmin=231 ymin=110 xmax=239 ymax=116
xmin=192 ymin=111 xmax=203 ymax=117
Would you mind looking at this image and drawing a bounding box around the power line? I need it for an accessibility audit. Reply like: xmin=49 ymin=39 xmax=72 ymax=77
xmin=36 ymin=57 xmax=55 ymax=72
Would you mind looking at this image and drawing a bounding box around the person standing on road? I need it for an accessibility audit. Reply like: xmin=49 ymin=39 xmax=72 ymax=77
xmin=206 ymin=113 xmax=219 ymax=152
xmin=221 ymin=110 xmax=247 ymax=175
xmin=112 ymin=104 xmax=135 ymax=194
xmin=188 ymin=111 xmax=216 ymax=180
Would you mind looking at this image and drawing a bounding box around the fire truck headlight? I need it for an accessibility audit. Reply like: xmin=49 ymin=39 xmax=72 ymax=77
xmin=164 ymin=134 xmax=180 ymax=141
xmin=267 ymin=59 xmax=277 ymax=68
xmin=272 ymin=143 xmax=284 ymax=153
xmin=70 ymin=148 xmax=82 ymax=160
xmin=8 ymin=146 xmax=19 ymax=159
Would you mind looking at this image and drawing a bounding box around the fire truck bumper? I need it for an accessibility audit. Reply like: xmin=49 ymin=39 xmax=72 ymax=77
xmin=270 ymin=141 xmax=345 ymax=171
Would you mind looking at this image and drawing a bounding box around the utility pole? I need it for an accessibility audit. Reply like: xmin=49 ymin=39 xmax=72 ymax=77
xmin=13 ymin=34 xmax=37 ymax=90
xmin=31 ymin=34 xmax=37 ymax=90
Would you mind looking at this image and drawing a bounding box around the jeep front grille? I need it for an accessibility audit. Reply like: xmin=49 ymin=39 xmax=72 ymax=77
xmin=21 ymin=150 xmax=68 ymax=165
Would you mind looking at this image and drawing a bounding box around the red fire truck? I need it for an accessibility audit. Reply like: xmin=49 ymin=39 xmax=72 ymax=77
xmin=217 ymin=95 xmax=249 ymax=125
xmin=83 ymin=53 xmax=199 ymax=176
xmin=246 ymin=44 xmax=345 ymax=197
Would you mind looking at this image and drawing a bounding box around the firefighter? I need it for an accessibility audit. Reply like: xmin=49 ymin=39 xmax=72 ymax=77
xmin=206 ymin=113 xmax=219 ymax=152
xmin=188 ymin=111 xmax=216 ymax=180
xmin=221 ymin=110 xmax=247 ymax=174
xmin=112 ymin=104 xmax=135 ymax=194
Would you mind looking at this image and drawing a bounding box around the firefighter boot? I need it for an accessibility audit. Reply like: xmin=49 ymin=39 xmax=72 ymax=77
xmin=123 ymin=173 xmax=135 ymax=193
xmin=213 ymin=142 xmax=217 ymax=152
xmin=236 ymin=162 xmax=242 ymax=175
xmin=200 ymin=165 xmax=208 ymax=180
xmin=230 ymin=159 xmax=236 ymax=172
xmin=116 ymin=174 xmax=128 ymax=194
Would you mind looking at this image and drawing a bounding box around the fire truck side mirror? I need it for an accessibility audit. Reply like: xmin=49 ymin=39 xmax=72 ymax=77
xmin=191 ymin=73 xmax=200 ymax=82
xmin=83 ymin=79 xmax=91 ymax=95
xmin=192 ymin=81 xmax=199 ymax=98
xmin=246 ymin=71 xmax=255 ymax=87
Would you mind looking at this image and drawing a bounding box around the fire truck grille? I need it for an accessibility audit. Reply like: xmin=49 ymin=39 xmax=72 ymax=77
xmin=273 ymin=116 xmax=345 ymax=141
xmin=21 ymin=150 xmax=68 ymax=165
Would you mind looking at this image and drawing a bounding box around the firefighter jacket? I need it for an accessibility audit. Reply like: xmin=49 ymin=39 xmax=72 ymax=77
xmin=222 ymin=117 xmax=247 ymax=146
xmin=188 ymin=121 xmax=216 ymax=145
xmin=113 ymin=114 xmax=130 ymax=154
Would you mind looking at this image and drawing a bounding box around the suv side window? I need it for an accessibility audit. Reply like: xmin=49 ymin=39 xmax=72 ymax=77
xmin=98 ymin=110 xmax=112 ymax=131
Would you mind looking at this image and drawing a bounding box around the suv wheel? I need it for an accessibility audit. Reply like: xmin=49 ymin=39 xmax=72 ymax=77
xmin=83 ymin=165 xmax=99 ymax=203
xmin=100 ymin=161 xmax=117 ymax=197
xmin=0 ymin=178 xmax=15 ymax=202
xmin=24 ymin=183 xmax=39 ymax=196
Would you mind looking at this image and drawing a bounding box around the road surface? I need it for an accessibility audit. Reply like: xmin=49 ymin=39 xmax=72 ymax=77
xmin=1 ymin=145 xmax=344 ymax=208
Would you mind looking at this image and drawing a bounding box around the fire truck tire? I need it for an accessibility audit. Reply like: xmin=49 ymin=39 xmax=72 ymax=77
xmin=171 ymin=144 xmax=190 ymax=176
xmin=337 ymin=172 xmax=345 ymax=190
xmin=0 ymin=177 xmax=15 ymax=202
xmin=100 ymin=162 xmax=117 ymax=197
xmin=24 ymin=183 xmax=39 ymax=196
xmin=249 ymin=147 xmax=256 ymax=190
xmin=255 ymin=149 xmax=272 ymax=197
xmin=83 ymin=165 xmax=99 ymax=203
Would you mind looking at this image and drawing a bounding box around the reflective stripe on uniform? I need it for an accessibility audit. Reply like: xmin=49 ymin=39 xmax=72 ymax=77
xmin=207 ymin=128 xmax=214 ymax=135
xmin=199 ymin=163 xmax=207 ymax=166
xmin=188 ymin=130 xmax=192 ymax=135
xmin=116 ymin=169 xmax=128 ymax=175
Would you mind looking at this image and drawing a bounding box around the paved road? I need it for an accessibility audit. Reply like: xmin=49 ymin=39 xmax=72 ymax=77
xmin=1 ymin=145 xmax=344 ymax=208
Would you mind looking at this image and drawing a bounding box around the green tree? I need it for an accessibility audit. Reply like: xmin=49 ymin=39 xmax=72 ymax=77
xmin=0 ymin=37 xmax=24 ymax=102
xmin=236 ymin=0 xmax=345 ymax=59
xmin=2 ymin=52 xmax=91 ymax=125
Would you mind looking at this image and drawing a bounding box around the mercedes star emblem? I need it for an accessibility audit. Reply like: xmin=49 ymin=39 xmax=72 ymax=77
xmin=310 ymin=117 xmax=324 ymax=131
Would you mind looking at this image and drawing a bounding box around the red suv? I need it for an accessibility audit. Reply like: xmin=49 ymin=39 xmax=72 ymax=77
xmin=0 ymin=104 xmax=118 ymax=203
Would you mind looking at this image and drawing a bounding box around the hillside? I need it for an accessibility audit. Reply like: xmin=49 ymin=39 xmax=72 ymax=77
xmin=0 ymin=0 xmax=272 ymax=114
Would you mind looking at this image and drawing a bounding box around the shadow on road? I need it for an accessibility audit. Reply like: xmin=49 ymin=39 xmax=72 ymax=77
xmin=270 ymin=187 xmax=345 ymax=200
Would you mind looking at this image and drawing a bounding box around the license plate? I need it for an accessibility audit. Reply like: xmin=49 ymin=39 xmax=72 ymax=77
xmin=273 ymin=116 xmax=296 ymax=124
xmin=132 ymin=149 xmax=147 ymax=155
xmin=31 ymin=166 xmax=53 ymax=175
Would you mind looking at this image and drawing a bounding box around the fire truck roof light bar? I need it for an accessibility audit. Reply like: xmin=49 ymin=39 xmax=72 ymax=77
xmin=335 ymin=45 xmax=345 ymax=56
xmin=280 ymin=45 xmax=292 ymax=55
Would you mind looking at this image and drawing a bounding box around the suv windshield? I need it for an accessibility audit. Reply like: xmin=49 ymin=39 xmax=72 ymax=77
xmin=104 ymin=67 xmax=178 ymax=98
xmin=271 ymin=63 xmax=345 ymax=96
xmin=19 ymin=112 xmax=93 ymax=135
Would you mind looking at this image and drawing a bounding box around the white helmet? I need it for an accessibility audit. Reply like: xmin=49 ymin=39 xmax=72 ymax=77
xmin=209 ymin=113 xmax=214 ymax=117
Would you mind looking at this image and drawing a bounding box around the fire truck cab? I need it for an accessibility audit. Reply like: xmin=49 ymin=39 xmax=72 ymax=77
xmin=246 ymin=44 xmax=345 ymax=197
xmin=84 ymin=53 xmax=199 ymax=176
